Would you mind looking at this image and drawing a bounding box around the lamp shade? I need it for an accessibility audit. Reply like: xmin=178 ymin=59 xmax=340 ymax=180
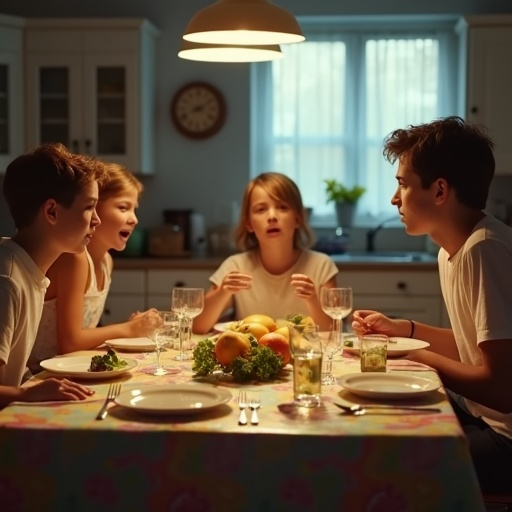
xmin=178 ymin=40 xmax=283 ymax=62
xmin=183 ymin=0 xmax=305 ymax=45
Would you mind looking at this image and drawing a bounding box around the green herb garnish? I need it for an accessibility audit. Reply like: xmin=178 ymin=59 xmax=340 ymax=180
xmin=89 ymin=348 xmax=128 ymax=372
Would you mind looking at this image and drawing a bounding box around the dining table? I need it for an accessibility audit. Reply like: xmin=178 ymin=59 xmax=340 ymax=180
xmin=0 ymin=337 xmax=485 ymax=512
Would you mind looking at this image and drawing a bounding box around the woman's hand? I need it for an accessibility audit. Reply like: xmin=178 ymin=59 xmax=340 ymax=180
xmin=290 ymin=274 xmax=316 ymax=301
xmin=22 ymin=378 xmax=94 ymax=402
xmin=220 ymin=272 xmax=252 ymax=293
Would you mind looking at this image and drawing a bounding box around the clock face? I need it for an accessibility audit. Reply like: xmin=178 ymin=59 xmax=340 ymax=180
xmin=171 ymin=82 xmax=226 ymax=139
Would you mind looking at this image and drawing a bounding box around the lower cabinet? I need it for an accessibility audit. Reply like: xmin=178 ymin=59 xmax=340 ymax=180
xmin=101 ymin=265 xmax=449 ymax=328
xmin=146 ymin=270 xmax=212 ymax=310
xmin=338 ymin=270 xmax=448 ymax=327
xmin=101 ymin=270 xmax=146 ymax=325
xmin=101 ymin=268 xmax=212 ymax=325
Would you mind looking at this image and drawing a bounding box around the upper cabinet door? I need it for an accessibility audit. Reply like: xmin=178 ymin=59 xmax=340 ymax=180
xmin=466 ymin=19 xmax=512 ymax=175
xmin=25 ymin=19 xmax=159 ymax=175
xmin=25 ymin=51 xmax=83 ymax=154
xmin=0 ymin=15 xmax=23 ymax=172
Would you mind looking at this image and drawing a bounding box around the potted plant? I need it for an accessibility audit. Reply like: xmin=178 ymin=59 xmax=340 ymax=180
xmin=324 ymin=179 xmax=366 ymax=228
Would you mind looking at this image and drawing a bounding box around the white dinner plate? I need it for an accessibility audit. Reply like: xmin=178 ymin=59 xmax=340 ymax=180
xmin=105 ymin=337 xmax=155 ymax=352
xmin=40 ymin=355 xmax=138 ymax=380
xmin=343 ymin=336 xmax=430 ymax=358
xmin=337 ymin=373 xmax=440 ymax=400
xmin=114 ymin=384 xmax=233 ymax=415
xmin=213 ymin=322 xmax=233 ymax=332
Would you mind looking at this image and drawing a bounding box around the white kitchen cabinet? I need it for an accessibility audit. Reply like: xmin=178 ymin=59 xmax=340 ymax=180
xmin=0 ymin=14 xmax=24 ymax=172
xmin=24 ymin=18 xmax=159 ymax=174
xmin=147 ymin=270 xmax=212 ymax=310
xmin=339 ymin=270 xmax=446 ymax=327
xmin=464 ymin=15 xmax=512 ymax=175
xmin=101 ymin=269 xmax=146 ymax=325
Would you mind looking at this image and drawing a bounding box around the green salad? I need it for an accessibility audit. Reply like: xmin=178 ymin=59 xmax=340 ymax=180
xmin=89 ymin=348 xmax=127 ymax=372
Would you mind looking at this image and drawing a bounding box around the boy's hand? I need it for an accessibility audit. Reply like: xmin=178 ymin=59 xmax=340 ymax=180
xmin=22 ymin=378 xmax=94 ymax=402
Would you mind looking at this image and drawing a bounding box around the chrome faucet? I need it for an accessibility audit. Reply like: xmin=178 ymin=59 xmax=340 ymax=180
xmin=365 ymin=216 xmax=399 ymax=252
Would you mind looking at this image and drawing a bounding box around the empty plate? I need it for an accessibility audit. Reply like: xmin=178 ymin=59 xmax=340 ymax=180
xmin=106 ymin=337 xmax=155 ymax=352
xmin=343 ymin=336 xmax=430 ymax=358
xmin=115 ymin=384 xmax=233 ymax=415
xmin=40 ymin=355 xmax=138 ymax=380
xmin=213 ymin=322 xmax=232 ymax=332
xmin=337 ymin=373 xmax=440 ymax=400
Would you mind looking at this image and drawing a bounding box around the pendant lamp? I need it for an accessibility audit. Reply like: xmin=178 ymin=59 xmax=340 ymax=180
xmin=178 ymin=40 xmax=283 ymax=62
xmin=183 ymin=0 xmax=305 ymax=46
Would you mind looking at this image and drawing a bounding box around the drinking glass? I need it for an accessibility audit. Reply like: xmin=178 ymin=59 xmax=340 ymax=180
xmin=147 ymin=311 xmax=179 ymax=376
xmin=320 ymin=286 xmax=353 ymax=340
xmin=360 ymin=334 xmax=388 ymax=372
xmin=171 ymin=287 xmax=204 ymax=361
xmin=320 ymin=330 xmax=343 ymax=385
xmin=288 ymin=323 xmax=323 ymax=407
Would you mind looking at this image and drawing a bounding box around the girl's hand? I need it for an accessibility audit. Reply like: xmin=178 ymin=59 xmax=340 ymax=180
xmin=22 ymin=378 xmax=94 ymax=402
xmin=129 ymin=309 xmax=162 ymax=337
xmin=291 ymin=274 xmax=316 ymax=301
xmin=221 ymin=272 xmax=252 ymax=293
xmin=352 ymin=309 xmax=396 ymax=336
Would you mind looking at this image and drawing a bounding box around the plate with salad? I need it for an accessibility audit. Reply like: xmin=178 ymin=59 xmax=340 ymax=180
xmin=40 ymin=349 xmax=137 ymax=380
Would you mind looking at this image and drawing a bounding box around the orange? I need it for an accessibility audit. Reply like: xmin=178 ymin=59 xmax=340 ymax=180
xmin=214 ymin=331 xmax=251 ymax=366
xmin=258 ymin=332 xmax=291 ymax=366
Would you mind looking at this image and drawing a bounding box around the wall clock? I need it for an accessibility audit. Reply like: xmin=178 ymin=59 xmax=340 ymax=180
xmin=171 ymin=81 xmax=227 ymax=139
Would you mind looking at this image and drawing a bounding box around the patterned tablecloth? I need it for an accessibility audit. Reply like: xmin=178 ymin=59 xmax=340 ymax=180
xmin=0 ymin=343 xmax=485 ymax=512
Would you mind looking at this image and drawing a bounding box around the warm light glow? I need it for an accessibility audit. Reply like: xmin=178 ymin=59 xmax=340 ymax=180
xmin=183 ymin=0 xmax=305 ymax=46
xmin=178 ymin=40 xmax=283 ymax=62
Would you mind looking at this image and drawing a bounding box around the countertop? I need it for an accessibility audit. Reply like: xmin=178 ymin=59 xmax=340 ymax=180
xmin=112 ymin=251 xmax=438 ymax=271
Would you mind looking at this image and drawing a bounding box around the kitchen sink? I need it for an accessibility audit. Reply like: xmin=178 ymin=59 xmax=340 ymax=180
xmin=330 ymin=251 xmax=437 ymax=263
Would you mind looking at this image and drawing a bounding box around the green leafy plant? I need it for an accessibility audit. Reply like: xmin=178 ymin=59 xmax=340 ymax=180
xmin=324 ymin=179 xmax=366 ymax=204
xmin=192 ymin=337 xmax=284 ymax=382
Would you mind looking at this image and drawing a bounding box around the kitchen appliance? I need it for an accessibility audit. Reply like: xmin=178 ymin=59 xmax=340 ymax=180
xmin=163 ymin=209 xmax=193 ymax=250
xmin=190 ymin=212 xmax=207 ymax=257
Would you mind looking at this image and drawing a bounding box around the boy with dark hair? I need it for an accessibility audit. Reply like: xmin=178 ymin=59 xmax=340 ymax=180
xmin=0 ymin=142 xmax=105 ymax=406
xmin=352 ymin=116 xmax=512 ymax=493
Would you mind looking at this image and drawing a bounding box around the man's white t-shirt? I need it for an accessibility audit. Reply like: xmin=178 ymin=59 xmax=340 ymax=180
xmin=439 ymin=215 xmax=512 ymax=439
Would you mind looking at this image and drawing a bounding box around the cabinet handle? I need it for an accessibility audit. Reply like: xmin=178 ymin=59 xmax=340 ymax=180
xmin=85 ymin=139 xmax=91 ymax=153
xmin=104 ymin=308 xmax=111 ymax=315
xmin=471 ymin=106 xmax=478 ymax=114
xmin=72 ymin=140 xmax=79 ymax=152
xmin=396 ymin=281 xmax=407 ymax=290
xmin=174 ymin=281 xmax=185 ymax=287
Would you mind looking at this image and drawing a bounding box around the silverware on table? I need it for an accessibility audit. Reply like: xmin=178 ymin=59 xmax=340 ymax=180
xmin=334 ymin=402 xmax=441 ymax=416
xmin=249 ymin=395 xmax=260 ymax=425
xmin=238 ymin=391 xmax=248 ymax=426
xmin=95 ymin=383 xmax=122 ymax=421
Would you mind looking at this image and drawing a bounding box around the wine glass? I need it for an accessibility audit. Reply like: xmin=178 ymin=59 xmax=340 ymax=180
xmin=320 ymin=287 xmax=353 ymax=383
xmin=171 ymin=287 xmax=204 ymax=361
xmin=147 ymin=311 xmax=179 ymax=376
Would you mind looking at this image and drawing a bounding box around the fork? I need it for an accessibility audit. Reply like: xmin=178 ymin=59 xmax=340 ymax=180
xmin=249 ymin=395 xmax=260 ymax=425
xmin=238 ymin=391 xmax=248 ymax=426
xmin=95 ymin=383 xmax=122 ymax=420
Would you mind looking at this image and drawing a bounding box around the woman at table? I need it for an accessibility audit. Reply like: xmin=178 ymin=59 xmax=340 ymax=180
xmin=351 ymin=116 xmax=512 ymax=494
xmin=193 ymin=172 xmax=338 ymax=334
xmin=28 ymin=162 xmax=158 ymax=373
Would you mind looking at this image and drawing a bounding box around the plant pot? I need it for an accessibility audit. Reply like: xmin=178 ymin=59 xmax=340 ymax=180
xmin=335 ymin=202 xmax=356 ymax=228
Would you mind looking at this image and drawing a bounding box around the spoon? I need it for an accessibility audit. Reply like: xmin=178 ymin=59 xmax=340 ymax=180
xmin=334 ymin=403 xmax=441 ymax=415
